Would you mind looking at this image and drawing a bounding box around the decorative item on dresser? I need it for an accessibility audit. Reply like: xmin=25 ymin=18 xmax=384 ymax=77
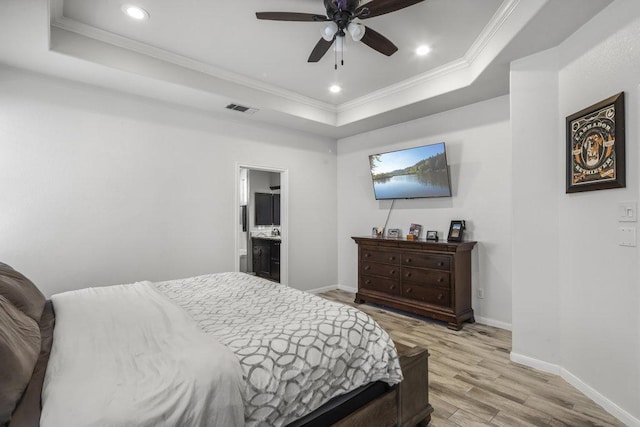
xmin=352 ymin=236 xmax=477 ymax=330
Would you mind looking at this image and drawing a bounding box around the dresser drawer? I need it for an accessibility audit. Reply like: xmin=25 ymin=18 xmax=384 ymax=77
xmin=402 ymin=284 xmax=450 ymax=307
xmin=402 ymin=253 xmax=450 ymax=271
xmin=362 ymin=262 xmax=400 ymax=279
xmin=361 ymin=275 xmax=401 ymax=295
xmin=402 ymin=267 xmax=450 ymax=288
xmin=361 ymin=249 xmax=401 ymax=265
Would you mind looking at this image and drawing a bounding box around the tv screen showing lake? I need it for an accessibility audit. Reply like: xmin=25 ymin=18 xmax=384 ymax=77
xmin=373 ymin=172 xmax=451 ymax=199
xmin=369 ymin=142 xmax=452 ymax=199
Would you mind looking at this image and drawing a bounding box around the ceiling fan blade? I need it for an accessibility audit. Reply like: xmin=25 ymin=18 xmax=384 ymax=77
xmin=360 ymin=26 xmax=398 ymax=56
xmin=308 ymin=38 xmax=335 ymax=62
xmin=356 ymin=0 xmax=424 ymax=19
xmin=256 ymin=12 xmax=328 ymax=22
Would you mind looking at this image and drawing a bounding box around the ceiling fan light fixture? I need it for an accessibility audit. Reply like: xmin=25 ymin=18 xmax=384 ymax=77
xmin=334 ymin=35 xmax=345 ymax=52
xmin=321 ymin=22 xmax=339 ymax=41
xmin=121 ymin=4 xmax=149 ymax=20
xmin=347 ymin=22 xmax=365 ymax=42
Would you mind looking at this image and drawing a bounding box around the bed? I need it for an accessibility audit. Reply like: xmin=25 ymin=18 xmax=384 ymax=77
xmin=0 ymin=263 xmax=432 ymax=426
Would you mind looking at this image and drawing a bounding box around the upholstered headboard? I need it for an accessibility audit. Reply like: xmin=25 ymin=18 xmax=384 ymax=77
xmin=0 ymin=264 xmax=53 ymax=427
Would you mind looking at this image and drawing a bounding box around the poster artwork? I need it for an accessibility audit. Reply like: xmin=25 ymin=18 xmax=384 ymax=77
xmin=569 ymin=104 xmax=616 ymax=186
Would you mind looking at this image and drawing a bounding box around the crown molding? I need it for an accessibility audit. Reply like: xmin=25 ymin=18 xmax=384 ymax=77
xmin=464 ymin=0 xmax=520 ymax=64
xmin=336 ymin=0 xmax=520 ymax=113
xmin=49 ymin=0 xmax=522 ymax=125
xmin=49 ymin=7 xmax=336 ymax=114
xmin=336 ymin=58 xmax=471 ymax=113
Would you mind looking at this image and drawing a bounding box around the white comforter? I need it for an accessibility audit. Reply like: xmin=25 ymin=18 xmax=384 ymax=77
xmin=41 ymin=281 xmax=244 ymax=427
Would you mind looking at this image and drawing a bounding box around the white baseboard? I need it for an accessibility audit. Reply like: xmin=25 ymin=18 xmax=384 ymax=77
xmin=510 ymin=352 xmax=640 ymax=426
xmin=560 ymin=367 xmax=640 ymax=427
xmin=475 ymin=316 xmax=512 ymax=331
xmin=306 ymin=285 xmax=340 ymax=294
xmin=310 ymin=289 xmax=512 ymax=331
xmin=337 ymin=284 xmax=357 ymax=293
xmin=510 ymin=351 xmax=561 ymax=375
xmin=306 ymin=284 xmax=357 ymax=294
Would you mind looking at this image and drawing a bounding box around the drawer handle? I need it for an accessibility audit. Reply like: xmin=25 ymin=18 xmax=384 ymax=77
xmin=406 ymin=272 xmax=412 ymax=278
xmin=406 ymin=288 xmax=413 ymax=293
xmin=389 ymin=256 xmax=395 ymax=261
xmin=390 ymin=285 xmax=396 ymax=290
xmin=438 ymin=262 xmax=444 ymax=267
xmin=389 ymin=270 xmax=396 ymax=275
xmin=405 ymin=258 xmax=412 ymax=263
xmin=365 ymin=280 xmax=371 ymax=285
xmin=438 ymin=293 xmax=444 ymax=300
xmin=364 ymin=266 xmax=370 ymax=271
xmin=438 ymin=277 xmax=444 ymax=283
xmin=364 ymin=253 xmax=370 ymax=258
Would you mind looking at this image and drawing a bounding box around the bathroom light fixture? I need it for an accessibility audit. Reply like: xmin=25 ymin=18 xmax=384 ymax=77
xmin=121 ymin=4 xmax=149 ymax=20
xmin=329 ymin=85 xmax=342 ymax=94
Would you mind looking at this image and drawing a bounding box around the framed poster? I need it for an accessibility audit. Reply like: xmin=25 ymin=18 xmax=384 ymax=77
xmin=566 ymin=92 xmax=625 ymax=193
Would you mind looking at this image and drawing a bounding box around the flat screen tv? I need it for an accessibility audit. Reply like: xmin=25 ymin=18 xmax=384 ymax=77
xmin=369 ymin=142 xmax=452 ymax=200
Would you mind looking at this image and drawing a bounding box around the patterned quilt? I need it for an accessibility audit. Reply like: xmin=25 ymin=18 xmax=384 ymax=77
xmin=154 ymin=272 xmax=403 ymax=426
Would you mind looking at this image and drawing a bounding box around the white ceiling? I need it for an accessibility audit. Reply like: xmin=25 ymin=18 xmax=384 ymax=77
xmin=0 ymin=0 xmax=613 ymax=138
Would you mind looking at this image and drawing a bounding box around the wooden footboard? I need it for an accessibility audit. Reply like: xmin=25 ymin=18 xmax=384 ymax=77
xmin=333 ymin=343 xmax=433 ymax=427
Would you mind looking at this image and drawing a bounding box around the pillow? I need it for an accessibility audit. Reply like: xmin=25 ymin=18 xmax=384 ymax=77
xmin=0 ymin=266 xmax=46 ymax=322
xmin=0 ymin=296 xmax=41 ymax=425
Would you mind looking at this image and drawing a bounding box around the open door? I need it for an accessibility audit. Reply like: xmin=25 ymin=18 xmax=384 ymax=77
xmin=235 ymin=163 xmax=288 ymax=286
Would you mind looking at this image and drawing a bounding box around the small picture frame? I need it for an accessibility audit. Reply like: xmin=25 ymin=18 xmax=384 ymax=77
xmin=409 ymin=223 xmax=422 ymax=239
xmin=426 ymin=230 xmax=438 ymax=241
xmin=447 ymin=220 xmax=465 ymax=242
xmin=372 ymin=227 xmax=384 ymax=237
xmin=387 ymin=228 xmax=401 ymax=238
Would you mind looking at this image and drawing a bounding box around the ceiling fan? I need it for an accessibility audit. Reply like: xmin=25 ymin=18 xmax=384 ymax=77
xmin=256 ymin=0 xmax=424 ymax=65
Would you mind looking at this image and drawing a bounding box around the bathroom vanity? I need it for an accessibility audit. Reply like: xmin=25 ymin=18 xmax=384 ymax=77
xmin=252 ymin=237 xmax=280 ymax=282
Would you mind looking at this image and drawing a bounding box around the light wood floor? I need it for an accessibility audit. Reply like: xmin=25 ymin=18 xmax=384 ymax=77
xmin=319 ymin=290 xmax=624 ymax=427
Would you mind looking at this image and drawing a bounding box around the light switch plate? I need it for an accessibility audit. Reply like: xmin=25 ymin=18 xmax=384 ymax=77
xmin=618 ymin=201 xmax=638 ymax=222
xmin=618 ymin=227 xmax=637 ymax=247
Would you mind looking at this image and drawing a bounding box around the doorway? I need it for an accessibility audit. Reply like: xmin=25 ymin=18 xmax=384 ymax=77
xmin=235 ymin=163 xmax=288 ymax=285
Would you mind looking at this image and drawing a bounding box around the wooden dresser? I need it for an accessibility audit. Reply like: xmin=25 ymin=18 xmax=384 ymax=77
xmin=352 ymin=236 xmax=477 ymax=330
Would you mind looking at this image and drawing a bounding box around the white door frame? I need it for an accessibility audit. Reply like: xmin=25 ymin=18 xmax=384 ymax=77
xmin=234 ymin=162 xmax=289 ymax=286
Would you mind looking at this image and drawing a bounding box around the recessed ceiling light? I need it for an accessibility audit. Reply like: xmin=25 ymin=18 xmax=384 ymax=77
xmin=122 ymin=4 xmax=149 ymax=20
xmin=416 ymin=45 xmax=431 ymax=56
xmin=329 ymin=85 xmax=342 ymax=94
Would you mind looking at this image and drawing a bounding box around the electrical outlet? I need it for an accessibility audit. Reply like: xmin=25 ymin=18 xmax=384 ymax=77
xmin=618 ymin=227 xmax=637 ymax=247
xmin=477 ymin=289 xmax=485 ymax=299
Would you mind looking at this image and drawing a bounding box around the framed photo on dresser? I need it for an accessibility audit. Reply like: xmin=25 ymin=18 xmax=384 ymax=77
xmin=387 ymin=228 xmax=401 ymax=238
xmin=447 ymin=220 xmax=465 ymax=242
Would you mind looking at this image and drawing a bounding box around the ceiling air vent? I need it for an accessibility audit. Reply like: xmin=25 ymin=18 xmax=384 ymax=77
xmin=225 ymin=103 xmax=258 ymax=115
